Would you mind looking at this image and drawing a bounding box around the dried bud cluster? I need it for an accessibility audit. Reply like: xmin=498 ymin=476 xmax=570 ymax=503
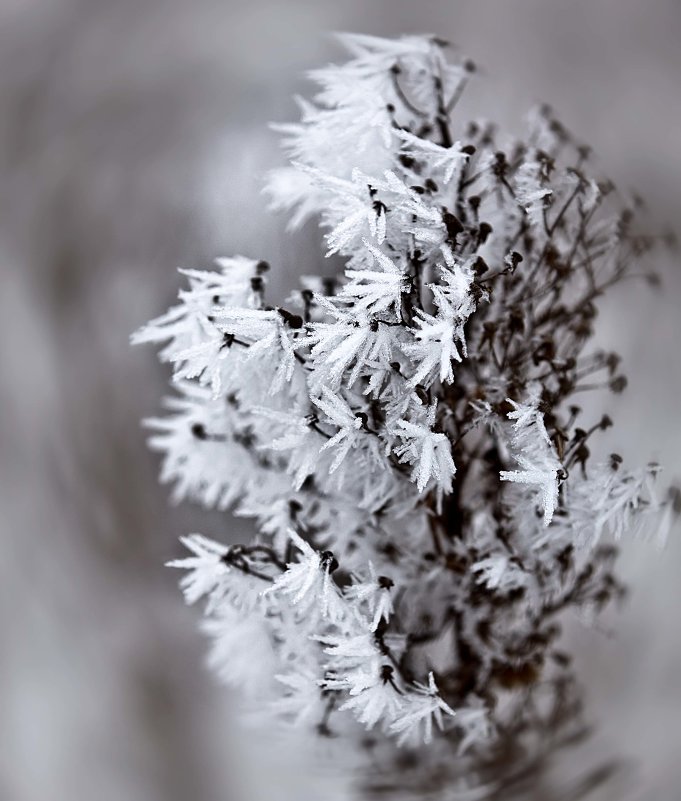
xmin=134 ymin=34 xmax=677 ymax=798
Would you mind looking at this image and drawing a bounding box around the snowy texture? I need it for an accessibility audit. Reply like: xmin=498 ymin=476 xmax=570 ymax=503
xmin=136 ymin=33 xmax=677 ymax=798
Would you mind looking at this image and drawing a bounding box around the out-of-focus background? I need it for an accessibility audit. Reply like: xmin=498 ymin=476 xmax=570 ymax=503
xmin=1 ymin=2 xmax=680 ymax=799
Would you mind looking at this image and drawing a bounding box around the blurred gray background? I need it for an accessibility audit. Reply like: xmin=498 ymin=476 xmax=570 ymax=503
xmin=1 ymin=1 xmax=680 ymax=799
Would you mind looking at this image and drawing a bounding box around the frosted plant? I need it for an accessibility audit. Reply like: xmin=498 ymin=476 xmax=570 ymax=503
xmin=134 ymin=34 xmax=679 ymax=799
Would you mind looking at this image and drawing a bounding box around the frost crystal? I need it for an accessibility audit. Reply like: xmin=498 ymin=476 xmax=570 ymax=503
xmin=136 ymin=33 xmax=677 ymax=798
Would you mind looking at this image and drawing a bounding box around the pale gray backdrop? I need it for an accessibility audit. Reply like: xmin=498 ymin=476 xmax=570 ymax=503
xmin=1 ymin=2 xmax=680 ymax=799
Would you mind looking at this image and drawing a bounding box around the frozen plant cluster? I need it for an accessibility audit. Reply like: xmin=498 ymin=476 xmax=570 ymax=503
xmin=135 ymin=34 xmax=678 ymax=794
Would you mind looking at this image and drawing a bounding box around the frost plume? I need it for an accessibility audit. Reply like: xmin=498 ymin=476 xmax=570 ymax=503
xmin=136 ymin=33 xmax=676 ymax=798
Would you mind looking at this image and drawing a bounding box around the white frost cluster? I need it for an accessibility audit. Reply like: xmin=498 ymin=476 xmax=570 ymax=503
xmin=135 ymin=33 xmax=675 ymax=776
